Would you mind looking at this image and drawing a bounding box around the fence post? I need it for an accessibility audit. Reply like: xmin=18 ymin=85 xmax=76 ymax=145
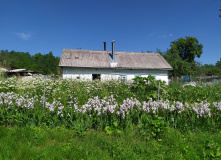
xmin=43 ymin=76 xmax=46 ymax=112
xmin=158 ymin=81 xmax=160 ymax=102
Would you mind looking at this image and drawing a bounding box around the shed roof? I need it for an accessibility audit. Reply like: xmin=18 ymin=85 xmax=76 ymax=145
xmin=0 ymin=67 xmax=9 ymax=72
xmin=59 ymin=49 xmax=173 ymax=70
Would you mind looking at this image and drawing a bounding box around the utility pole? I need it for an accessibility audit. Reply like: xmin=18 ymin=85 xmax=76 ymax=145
xmin=220 ymin=0 xmax=221 ymax=17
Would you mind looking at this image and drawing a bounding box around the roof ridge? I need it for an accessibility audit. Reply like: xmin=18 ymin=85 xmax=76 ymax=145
xmin=63 ymin=49 xmax=159 ymax=54
xmin=63 ymin=49 xmax=109 ymax=52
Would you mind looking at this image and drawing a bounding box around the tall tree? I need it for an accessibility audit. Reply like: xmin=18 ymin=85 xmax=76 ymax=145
xmin=164 ymin=47 xmax=194 ymax=76
xmin=169 ymin=36 xmax=203 ymax=63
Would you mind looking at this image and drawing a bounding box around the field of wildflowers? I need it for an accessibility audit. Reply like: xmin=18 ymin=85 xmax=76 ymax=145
xmin=0 ymin=77 xmax=221 ymax=131
xmin=0 ymin=76 xmax=221 ymax=159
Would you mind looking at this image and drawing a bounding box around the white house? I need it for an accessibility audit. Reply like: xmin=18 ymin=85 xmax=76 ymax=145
xmin=59 ymin=42 xmax=172 ymax=84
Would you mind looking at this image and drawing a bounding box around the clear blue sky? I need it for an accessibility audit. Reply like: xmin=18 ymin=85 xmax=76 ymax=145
xmin=0 ymin=0 xmax=220 ymax=65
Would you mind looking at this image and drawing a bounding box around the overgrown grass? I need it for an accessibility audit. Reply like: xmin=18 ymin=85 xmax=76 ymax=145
xmin=1 ymin=126 xmax=221 ymax=159
xmin=0 ymin=77 xmax=221 ymax=159
xmin=168 ymin=82 xmax=221 ymax=103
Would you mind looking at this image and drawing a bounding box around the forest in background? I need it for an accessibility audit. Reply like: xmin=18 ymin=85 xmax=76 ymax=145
xmin=0 ymin=50 xmax=61 ymax=75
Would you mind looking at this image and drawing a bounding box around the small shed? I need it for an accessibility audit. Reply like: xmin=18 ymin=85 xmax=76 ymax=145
xmin=59 ymin=44 xmax=172 ymax=84
xmin=7 ymin=69 xmax=38 ymax=77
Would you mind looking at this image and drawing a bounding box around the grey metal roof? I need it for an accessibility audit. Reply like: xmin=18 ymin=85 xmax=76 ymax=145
xmin=59 ymin=49 xmax=173 ymax=70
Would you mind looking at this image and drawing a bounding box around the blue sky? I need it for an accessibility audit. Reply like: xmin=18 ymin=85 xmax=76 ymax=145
xmin=0 ymin=0 xmax=221 ymax=65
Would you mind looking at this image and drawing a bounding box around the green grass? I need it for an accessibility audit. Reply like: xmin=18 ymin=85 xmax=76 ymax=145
xmin=1 ymin=126 xmax=221 ymax=159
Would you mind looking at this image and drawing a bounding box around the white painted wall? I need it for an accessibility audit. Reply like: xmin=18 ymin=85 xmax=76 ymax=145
xmin=62 ymin=67 xmax=170 ymax=84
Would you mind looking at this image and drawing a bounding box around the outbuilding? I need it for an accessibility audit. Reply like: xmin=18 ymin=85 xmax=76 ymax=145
xmin=59 ymin=42 xmax=172 ymax=84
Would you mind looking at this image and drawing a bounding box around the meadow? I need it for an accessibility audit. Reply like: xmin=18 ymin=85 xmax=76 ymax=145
xmin=0 ymin=76 xmax=221 ymax=159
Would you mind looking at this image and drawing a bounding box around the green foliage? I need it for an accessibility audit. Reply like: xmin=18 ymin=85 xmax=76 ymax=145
xmin=163 ymin=36 xmax=208 ymax=77
xmin=164 ymin=48 xmax=195 ymax=76
xmin=216 ymin=60 xmax=221 ymax=68
xmin=1 ymin=126 xmax=221 ymax=159
xmin=163 ymin=34 xmax=220 ymax=77
xmin=132 ymin=75 xmax=168 ymax=101
xmin=0 ymin=77 xmax=220 ymax=131
xmin=201 ymin=63 xmax=221 ymax=76
xmin=169 ymin=36 xmax=203 ymax=63
xmin=168 ymin=82 xmax=221 ymax=103
xmin=203 ymin=139 xmax=221 ymax=158
xmin=105 ymin=122 xmax=122 ymax=135
xmin=0 ymin=77 xmax=221 ymax=159
xmin=0 ymin=72 xmax=7 ymax=80
xmin=0 ymin=78 xmax=221 ymax=158
xmin=0 ymin=50 xmax=61 ymax=75
xmin=138 ymin=114 xmax=167 ymax=138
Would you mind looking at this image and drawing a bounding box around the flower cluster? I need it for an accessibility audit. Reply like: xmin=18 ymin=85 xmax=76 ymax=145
xmin=0 ymin=92 xmax=36 ymax=110
xmin=0 ymin=91 xmax=220 ymax=120
xmin=79 ymin=95 xmax=118 ymax=116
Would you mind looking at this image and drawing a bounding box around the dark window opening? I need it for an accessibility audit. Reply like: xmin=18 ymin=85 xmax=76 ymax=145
xmin=118 ymin=75 xmax=127 ymax=82
xmin=92 ymin=74 xmax=101 ymax=80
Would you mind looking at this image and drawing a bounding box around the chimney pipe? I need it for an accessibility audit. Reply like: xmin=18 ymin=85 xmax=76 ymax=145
xmin=111 ymin=40 xmax=115 ymax=58
xmin=103 ymin=42 xmax=106 ymax=51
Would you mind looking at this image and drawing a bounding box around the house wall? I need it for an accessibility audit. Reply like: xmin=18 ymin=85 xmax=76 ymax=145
xmin=62 ymin=67 xmax=169 ymax=84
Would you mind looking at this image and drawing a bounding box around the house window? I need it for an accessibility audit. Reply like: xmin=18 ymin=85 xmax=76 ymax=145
xmin=92 ymin=74 xmax=101 ymax=80
xmin=118 ymin=75 xmax=127 ymax=82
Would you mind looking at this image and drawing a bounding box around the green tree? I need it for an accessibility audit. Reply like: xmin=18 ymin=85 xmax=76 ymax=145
xmin=164 ymin=36 xmax=203 ymax=77
xmin=215 ymin=60 xmax=221 ymax=68
xmin=0 ymin=50 xmax=60 ymax=75
xmin=32 ymin=51 xmax=60 ymax=75
xmin=169 ymin=36 xmax=203 ymax=63
xmin=164 ymin=47 xmax=194 ymax=76
xmin=203 ymin=64 xmax=221 ymax=76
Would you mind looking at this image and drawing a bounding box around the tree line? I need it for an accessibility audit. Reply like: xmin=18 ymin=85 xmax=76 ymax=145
xmin=0 ymin=50 xmax=61 ymax=75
